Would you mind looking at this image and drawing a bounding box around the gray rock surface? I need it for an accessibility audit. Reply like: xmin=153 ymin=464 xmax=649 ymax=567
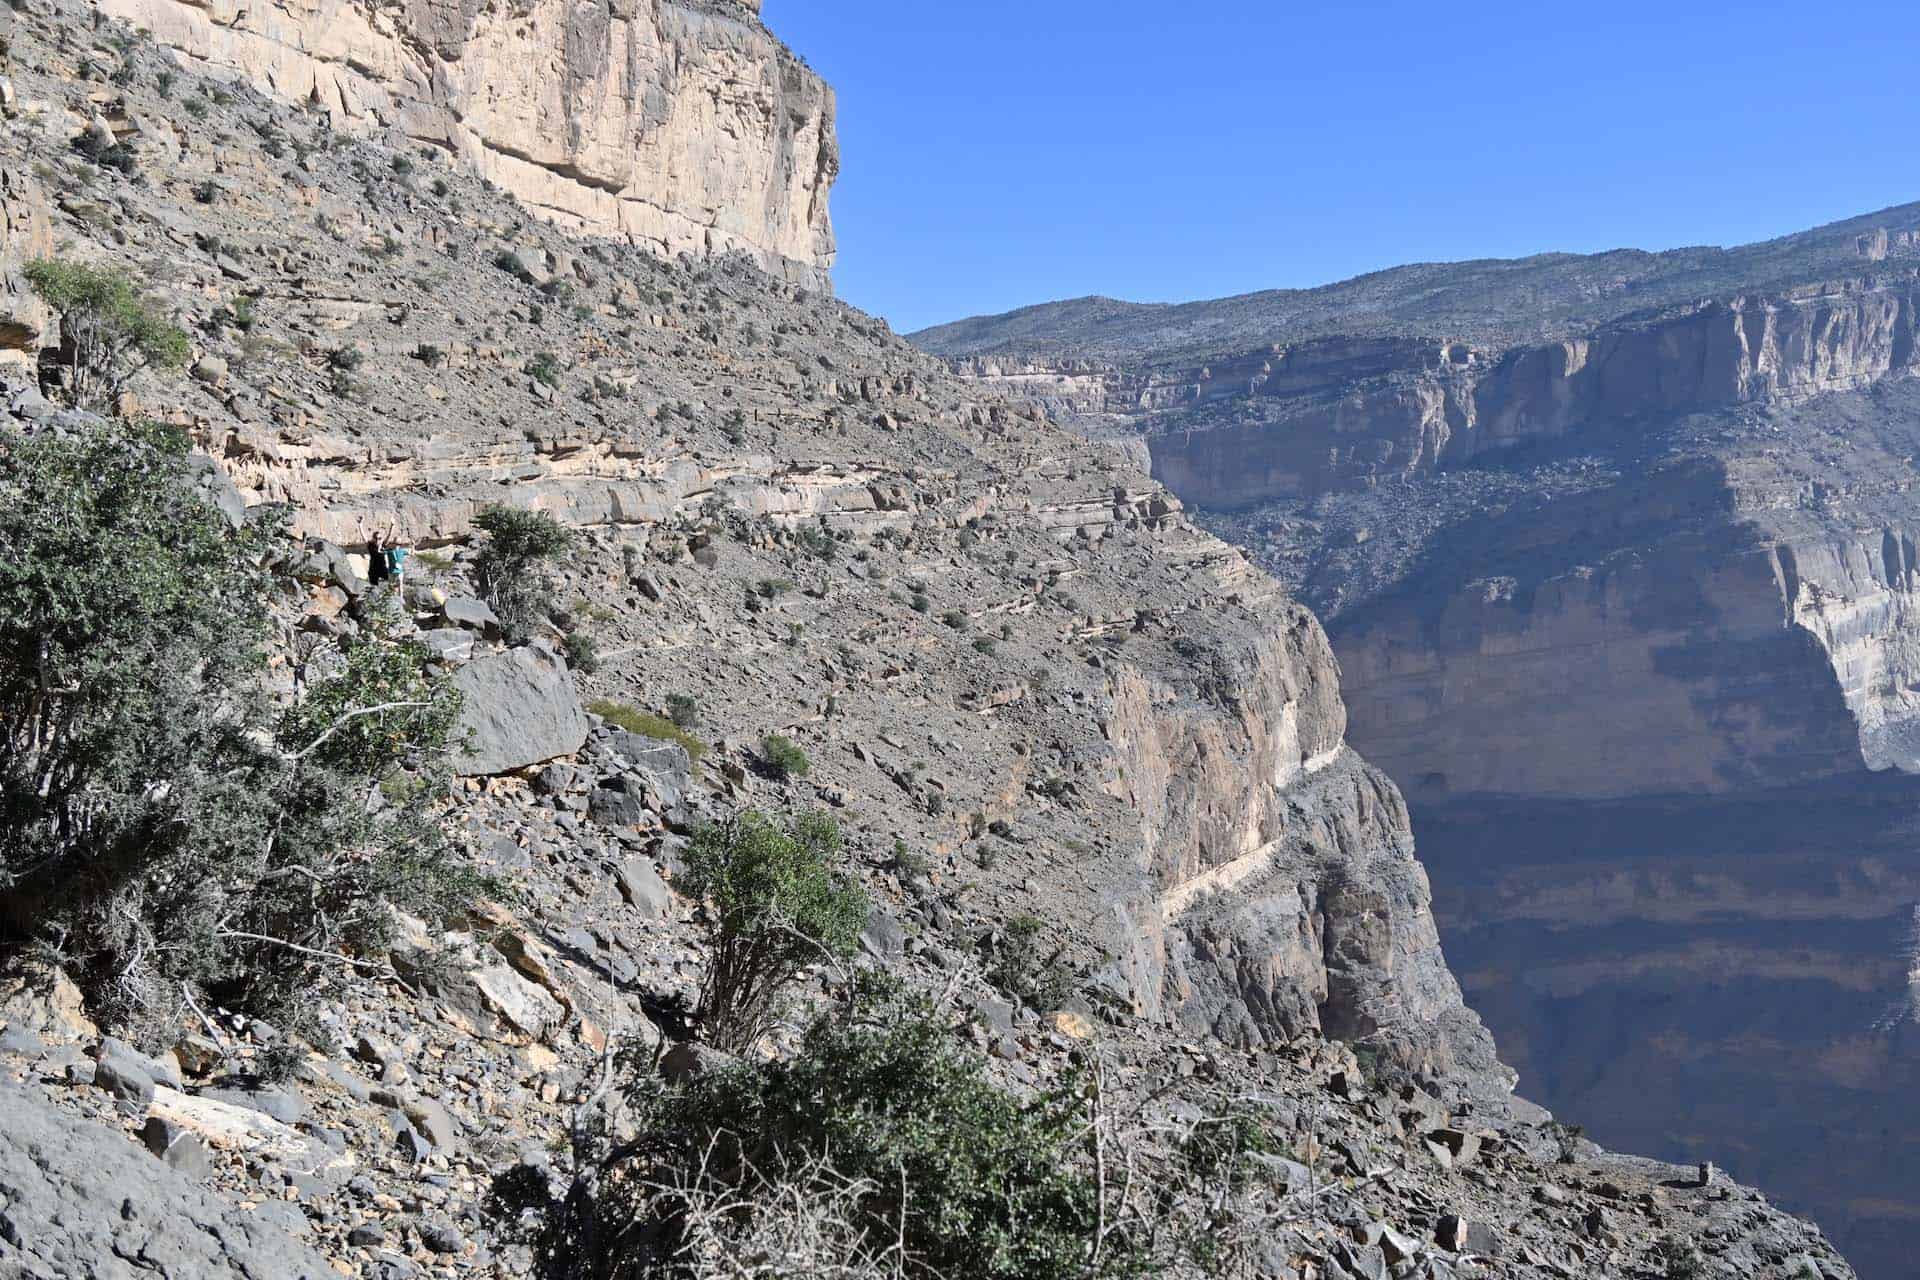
xmin=0 ymin=1086 xmax=331 ymax=1278
xmin=452 ymin=641 xmax=589 ymax=775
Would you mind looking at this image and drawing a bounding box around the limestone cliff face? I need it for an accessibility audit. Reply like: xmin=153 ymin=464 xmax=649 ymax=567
xmin=955 ymin=273 xmax=1920 ymax=508
xmin=0 ymin=165 xmax=53 ymax=370
xmin=1098 ymin=608 xmax=1510 ymax=1101
xmin=96 ymin=0 xmax=837 ymax=285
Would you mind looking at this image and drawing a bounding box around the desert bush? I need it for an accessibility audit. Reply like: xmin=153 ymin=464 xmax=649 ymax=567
xmin=73 ymin=129 xmax=136 ymax=176
xmin=760 ymin=734 xmax=809 ymax=780
xmin=523 ymin=977 xmax=1118 ymax=1280
xmin=665 ymin=693 xmax=699 ymax=730
xmin=1651 ymin=1238 xmax=1706 ymax=1280
xmin=473 ymin=506 xmax=574 ymax=644
xmin=493 ymin=250 xmax=534 ymax=282
xmin=562 ymin=632 xmax=600 ymax=675
xmin=0 ymin=420 xmax=482 ymax=1045
xmin=25 ymin=259 xmax=189 ymax=410
xmin=526 ymin=351 xmax=562 ymax=387
xmin=682 ymin=809 xmax=865 ymax=1052
xmin=986 ymin=915 xmax=1074 ymax=1013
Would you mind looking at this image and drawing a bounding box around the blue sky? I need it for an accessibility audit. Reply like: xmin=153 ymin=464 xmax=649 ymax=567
xmin=762 ymin=1 xmax=1920 ymax=334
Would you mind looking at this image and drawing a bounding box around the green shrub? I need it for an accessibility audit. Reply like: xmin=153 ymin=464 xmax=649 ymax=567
xmin=525 ymin=977 xmax=1115 ymax=1280
xmin=683 ymin=810 xmax=866 ymax=1051
xmin=413 ymin=342 xmax=445 ymax=366
xmin=1652 ymin=1239 xmax=1706 ymax=1280
xmin=24 ymin=259 xmax=190 ymax=409
xmin=1177 ymin=1105 xmax=1283 ymax=1192
xmin=942 ymin=608 xmax=969 ymax=630
xmin=493 ymin=250 xmax=533 ymax=282
xmin=582 ymin=698 xmax=705 ymax=763
xmin=326 ymin=344 xmax=362 ymax=371
xmin=889 ymin=839 xmax=930 ymax=886
xmin=986 ymin=915 xmax=1074 ymax=1013
xmin=561 ymin=631 xmax=600 ymax=674
xmin=761 ymin=733 xmax=810 ymax=780
xmin=73 ymin=130 xmax=137 ymax=176
xmin=472 ymin=506 xmax=574 ymax=644
xmin=525 ymin=351 xmax=561 ymax=387
xmin=665 ymin=693 xmax=699 ymax=730
xmin=0 ymin=422 xmax=483 ymax=1046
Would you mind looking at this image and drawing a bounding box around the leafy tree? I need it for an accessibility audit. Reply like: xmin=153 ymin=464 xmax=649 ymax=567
xmin=473 ymin=506 xmax=575 ymax=644
xmin=0 ymin=418 xmax=482 ymax=1045
xmin=682 ymin=809 xmax=865 ymax=1052
xmin=24 ymin=259 xmax=190 ymax=410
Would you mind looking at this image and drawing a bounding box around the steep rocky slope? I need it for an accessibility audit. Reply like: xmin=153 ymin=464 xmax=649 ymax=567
xmin=916 ymin=210 xmax=1920 ymax=1277
xmin=0 ymin=4 xmax=1856 ymax=1278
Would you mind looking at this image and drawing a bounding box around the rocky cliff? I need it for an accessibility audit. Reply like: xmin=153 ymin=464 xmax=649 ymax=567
xmin=917 ymin=207 xmax=1920 ymax=1277
xmin=0 ymin=6 xmax=1862 ymax=1277
xmin=91 ymin=0 xmax=837 ymax=285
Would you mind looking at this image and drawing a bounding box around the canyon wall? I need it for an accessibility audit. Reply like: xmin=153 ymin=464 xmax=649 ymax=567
xmin=919 ymin=235 xmax=1920 ymax=1277
xmin=1098 ymin=608 xmax=1511 ymax=1102
xmin=95 ymin=0 xmax=837 ymax=285
xmin=1411 ymin=780 xmax=1920 ymax=1277
xmin=955 ymin=273 xmax=1920 ymax=507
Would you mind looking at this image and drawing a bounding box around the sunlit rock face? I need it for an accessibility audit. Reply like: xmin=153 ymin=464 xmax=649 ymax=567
xmin=96 ymin=0 xmax=838 ymax=286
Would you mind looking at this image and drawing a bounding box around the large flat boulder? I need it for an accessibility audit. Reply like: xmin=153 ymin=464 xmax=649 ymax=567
xmin=0 ymin=1085 xmax=334 ymax=1278
xmin=451 ymin=641 xmax=588 ymax=776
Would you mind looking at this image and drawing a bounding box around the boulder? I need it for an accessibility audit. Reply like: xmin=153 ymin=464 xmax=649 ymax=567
xmin=1 ymin=1085 xmax=333 ymax=1277
xmin=452 ymin=641 xmax=588 ymax=775
xmin=437 ymin=962 xmax=567 ymax=1043
xmin=91 ymin=1038 xmax=158 ymax=1109
xmin=418 ymin=627 xmax=475 ymax=664
xmin=140 ymin=1115 xmax=213 ymax=1179
xmin=589 ymin=776 xmax=649 ymax=828
xmin=148 ymin=1086 xmax=354 ymax=1175
xmin=441 ymin=595 xmax=501 ymax=635
xmin=201 ymin=1085 xmax=306 ymax=1126
xmin=0 ymin=167 xmax=54 ymax=369
xmin=0 ymin=964 xmax=97 ymax=1042
xmin=859 ymin=905 xmax=906 ymax=959
xmin=613 ymin=858 xmax=674 ymax=919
